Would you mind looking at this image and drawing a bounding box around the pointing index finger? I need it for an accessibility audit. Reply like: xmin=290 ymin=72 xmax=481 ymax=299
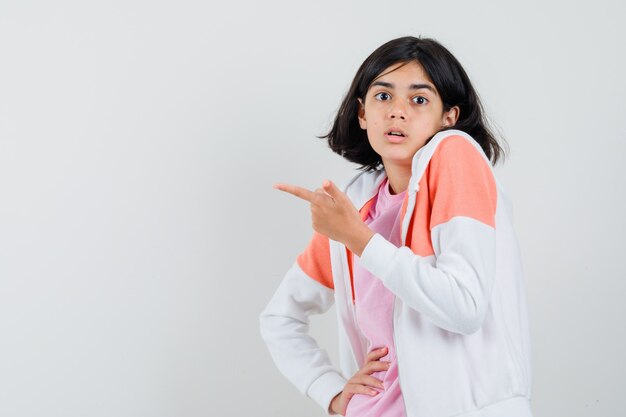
xmin=273 ymin=183 xmax=316 ymax=203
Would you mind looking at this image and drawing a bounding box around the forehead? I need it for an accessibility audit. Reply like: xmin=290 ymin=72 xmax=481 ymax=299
xmin=371 ymin=61 xmax=434 ymax=87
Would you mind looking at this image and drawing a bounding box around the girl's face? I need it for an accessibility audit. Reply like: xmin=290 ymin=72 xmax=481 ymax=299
xmin=358 ymin=61 xmax=459 ymax=170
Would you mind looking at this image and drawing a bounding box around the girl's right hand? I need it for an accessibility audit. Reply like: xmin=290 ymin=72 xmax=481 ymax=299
xmin=329 ymin=346 xmax=390 ymax=416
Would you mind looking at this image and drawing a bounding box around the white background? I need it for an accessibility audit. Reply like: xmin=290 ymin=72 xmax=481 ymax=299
xmin=1 ymin=1 xmax=625 ymax=416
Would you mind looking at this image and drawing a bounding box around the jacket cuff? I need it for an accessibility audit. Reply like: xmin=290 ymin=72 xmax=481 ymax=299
xmin=359 ymin=233 xmax=397 ymax=282
xmin=307 ymin=371 xmax=346 ymax=415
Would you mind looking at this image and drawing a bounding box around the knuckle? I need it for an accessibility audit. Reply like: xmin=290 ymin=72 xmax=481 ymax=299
xmin=361 ymin=386 xmax=374 ymax=395
xmin=312 ymin=194 xmax=323 ymax=204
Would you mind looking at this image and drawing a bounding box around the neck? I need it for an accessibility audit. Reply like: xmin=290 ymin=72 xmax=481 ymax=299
xmin=383 ymin=162 xmax=412 ymax=195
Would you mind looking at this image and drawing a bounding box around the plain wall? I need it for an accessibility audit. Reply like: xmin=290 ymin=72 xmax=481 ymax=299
xmin=1 ymin=0 xmax=625 ymax=416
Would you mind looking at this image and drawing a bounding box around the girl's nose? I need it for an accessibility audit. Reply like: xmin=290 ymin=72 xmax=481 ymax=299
xmin=388 ymin=102 xmax=407 ymax=120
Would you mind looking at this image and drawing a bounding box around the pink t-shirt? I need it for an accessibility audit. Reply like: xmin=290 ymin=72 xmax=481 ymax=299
xmin=345 ymin=177 xmax=407 ymax=417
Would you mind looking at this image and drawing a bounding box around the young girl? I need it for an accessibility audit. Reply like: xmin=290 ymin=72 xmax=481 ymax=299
xmin=260 ymin=36 xmax=533 ymax=417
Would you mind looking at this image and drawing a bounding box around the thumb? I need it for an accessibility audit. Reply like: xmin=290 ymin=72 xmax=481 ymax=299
xmin=322 ymin=179 xmax=343 ymax=199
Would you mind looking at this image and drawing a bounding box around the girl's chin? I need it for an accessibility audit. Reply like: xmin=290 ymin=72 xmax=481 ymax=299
xmin=380 ymin=155 xmax=414 ymax=168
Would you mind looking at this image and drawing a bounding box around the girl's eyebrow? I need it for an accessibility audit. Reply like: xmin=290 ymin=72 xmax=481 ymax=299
xmin=371 ymin=81 xmax=436 ymax=93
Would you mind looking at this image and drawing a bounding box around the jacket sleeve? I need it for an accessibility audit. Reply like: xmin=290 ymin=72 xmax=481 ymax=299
xmin=358 ymin=136 xmax=497 ymax=335
xmin=259 ymin=232 xmax=346 ymax=414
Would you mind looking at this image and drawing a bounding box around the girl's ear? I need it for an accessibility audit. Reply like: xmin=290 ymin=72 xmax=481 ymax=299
xmin=442 ymin=105 xmax=460 ymax=128
xmin=357 ymin=98 xmax=367 ymax=130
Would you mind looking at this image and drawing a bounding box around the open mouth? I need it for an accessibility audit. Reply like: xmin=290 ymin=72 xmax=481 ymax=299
xmin=386 ymin=128 xmax=407 ymax=137
xmin=385 ymin=129 xmax=407 ymax=142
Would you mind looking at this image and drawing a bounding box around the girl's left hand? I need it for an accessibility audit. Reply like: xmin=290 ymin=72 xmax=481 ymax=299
xmin=273 ymin=179 xmax=374 ymax=256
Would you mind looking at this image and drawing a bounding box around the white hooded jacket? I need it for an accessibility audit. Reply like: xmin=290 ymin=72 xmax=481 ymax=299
xmin=260 ymin=130 xmax=533 ymax=417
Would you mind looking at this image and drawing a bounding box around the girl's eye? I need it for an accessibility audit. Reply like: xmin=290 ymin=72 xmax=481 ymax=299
xmin=413 ymin=96 xmax=428 ymax=105
xmin=374 ymin=92 xmax=391 ymax=101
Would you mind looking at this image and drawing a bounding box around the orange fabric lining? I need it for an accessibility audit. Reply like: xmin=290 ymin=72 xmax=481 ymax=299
xmin=406 ymin=171 xmax=435 ymax=257
xmin=428 ymin=136 xmax=497 ymax=230
xmin=405 ymin=136 xmax=496 ymax=257
xmin=297 ymin=232 xmax=334 ymax=289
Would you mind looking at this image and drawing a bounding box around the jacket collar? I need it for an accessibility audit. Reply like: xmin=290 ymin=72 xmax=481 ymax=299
xmin=345 ymin=129 xmax=476 ymax=210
